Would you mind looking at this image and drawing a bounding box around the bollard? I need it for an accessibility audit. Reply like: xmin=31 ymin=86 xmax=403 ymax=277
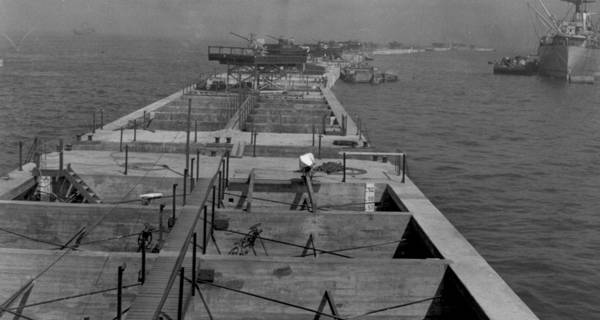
xmin=100 ymin=109 xmax=104 ymax=129
xmin=133 ymin=119 xmax=137 ymax=142
xmin=117 ymin=266 xmax=123 ymax=320
xmin=119 ymin=127 xmax=123 ymax=152
xmin=183 ymin=169 xmax=188 ymax=206
xmin=178 ymin=267 xmax=184 ymax=320
xmin=124 ymin=145 xmax=128 ymax=175
xmin=342 ymin=152 xmax=346 ymax=183
xmin=18 ymin=141 xmax=22 ymax=171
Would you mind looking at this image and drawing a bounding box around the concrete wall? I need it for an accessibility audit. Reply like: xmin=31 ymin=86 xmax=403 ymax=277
xmin=0 ymin=201 xmax=160 ymax=251
xmin=209 ymin=210 xmax=410 ymax=258
xmin=0 ymin=249 xmax=152 ymax=320
xmin=188 ymin=256 xmax=447 ymax=318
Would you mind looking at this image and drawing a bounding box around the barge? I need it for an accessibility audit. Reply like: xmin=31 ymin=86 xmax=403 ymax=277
xmin=0 ymin=45 xmax=539 ymax=320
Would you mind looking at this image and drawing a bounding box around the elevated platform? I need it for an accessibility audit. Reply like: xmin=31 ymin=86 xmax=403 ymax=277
xmin=208 ymin=46 xmax=307 ymax=66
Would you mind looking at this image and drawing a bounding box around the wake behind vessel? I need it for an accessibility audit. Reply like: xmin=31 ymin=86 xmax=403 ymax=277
xmin=536 ymin=0 xmax=600 ymax=79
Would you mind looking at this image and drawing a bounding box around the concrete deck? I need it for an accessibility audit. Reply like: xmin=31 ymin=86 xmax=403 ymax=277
xmin=0 ymin=61 xmax=539 ymax=320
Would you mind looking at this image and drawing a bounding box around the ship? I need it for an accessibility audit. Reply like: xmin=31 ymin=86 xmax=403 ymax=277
xmin=536 ymin=0 xmax=600 ymax=79
xmin=0 ymin=37 xmax=538 ymax=320
xmin=492 ymin=55 xmax=539 ymax=75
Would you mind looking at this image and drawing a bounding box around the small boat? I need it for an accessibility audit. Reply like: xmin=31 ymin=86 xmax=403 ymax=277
xmin=340 ymin=64 xmax=374 ymax=83
xmin=492 ymin=56 xmax=539 ymax=75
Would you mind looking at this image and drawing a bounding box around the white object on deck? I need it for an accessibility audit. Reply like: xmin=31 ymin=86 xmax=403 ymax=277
xmin=140 ymin=192 xmax=163 ymax=205
xmin=299 ymin=153 xmax=315 ymax=171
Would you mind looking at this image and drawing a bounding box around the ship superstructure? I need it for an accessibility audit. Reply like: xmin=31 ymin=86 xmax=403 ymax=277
xmin=535 ymin=0 xmax=600 ymax=78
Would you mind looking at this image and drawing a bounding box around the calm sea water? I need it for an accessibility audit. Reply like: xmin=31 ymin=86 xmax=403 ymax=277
xmin=1 ymin=35 xmax=598 ymax=319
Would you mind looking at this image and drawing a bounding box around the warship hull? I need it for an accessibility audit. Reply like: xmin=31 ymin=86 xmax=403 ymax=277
xmin=538 ymin=44 xmax=600 ymax=79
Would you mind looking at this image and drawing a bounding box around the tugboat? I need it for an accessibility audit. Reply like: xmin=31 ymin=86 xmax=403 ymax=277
xmin=492 ymin=56 xmax=539 ymax=75
xmin=535 ymin=0 xmax=600 ymax=79
xmin=340 ymin=64 xmax=375 ymax=83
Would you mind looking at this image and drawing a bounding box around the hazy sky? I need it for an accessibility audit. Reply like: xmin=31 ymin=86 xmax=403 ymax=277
xmin=0 ymin=0 xmax=578 ymax=50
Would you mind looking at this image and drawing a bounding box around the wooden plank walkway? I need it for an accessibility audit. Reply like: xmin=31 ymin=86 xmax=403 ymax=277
xmin=126 ymin=160 xmax=220 ymax=320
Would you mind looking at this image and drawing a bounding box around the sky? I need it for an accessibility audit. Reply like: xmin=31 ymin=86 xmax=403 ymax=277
xmin=0 ymin=0 xmax=580 ymax=51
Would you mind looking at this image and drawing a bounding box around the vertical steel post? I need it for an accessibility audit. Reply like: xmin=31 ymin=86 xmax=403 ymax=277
xmin=18 ymin=141 xmax=22 ymax=171
xmin=117 ymin=266 xmax=123 ymax=320
xmin=252 ymin=131 xmax=257 ymax=157
xmin=196 ymin=149 xmax=200 ymax=181
xmin=318 ymin=134 xmax=322 ymax=159
xmin=402 ymin=154 xmax=406 ymax=183
xmin=312 ymin=122 xmax=315 ymax=146
xmin=178 ymin=267 xmax=184 ymax=320
xmin=140 ymin=237 xmax=146 ymax=284
xmin=226 ymin=152 xmax=230 ymax=188
xmin=211 ymin=185 xmax=216 ymax=220
xmin=342 ymin=152 xmax=346 ymax=183
xmin=159 ymin=204 xmax=165 ymax=245
xmin=217 ymin=171 xmax=222 ymax=208
xmin=172 ymin=184 xmax=178 ymax=225
xmin=186 ymin=98 xmax=192 ymax=173
xmin=202 ymin=206 xmax=207 ymax=254
xmin=124 ymin=145 xmax=128 ymax=175
xmin=192 ymin=232 xmax=197 ymax=296
xmin=59 ymin=139 xmax=64 ymax=173
xmin=183 ymin=169 xmax=188 ymax=206
xmin=190 ymin=158 xmax=195 ymax=190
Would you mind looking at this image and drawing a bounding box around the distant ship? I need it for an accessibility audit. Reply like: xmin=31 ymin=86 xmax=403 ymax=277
xmin=536 ymin=0 xmax=600 ymax=79
xmin=73 ymin=23 xmax=95 ymax=36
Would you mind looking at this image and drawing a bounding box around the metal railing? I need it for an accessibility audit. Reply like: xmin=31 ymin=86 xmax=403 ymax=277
xmin=208 ymin=46 xmax=255 ymax=56
xmin=150 ymin=151 xmax=229 ymax=320
xmin=224 ymin=92 xmax=257 ymax=130
xmin=340 ymin=151 xmax=407 ymax=183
